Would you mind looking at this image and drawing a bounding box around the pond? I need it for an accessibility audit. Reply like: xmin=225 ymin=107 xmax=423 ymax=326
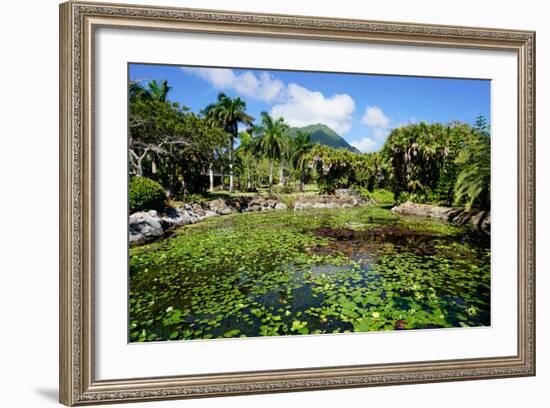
xmin=129 ymin=205 xmax=490 ymax=342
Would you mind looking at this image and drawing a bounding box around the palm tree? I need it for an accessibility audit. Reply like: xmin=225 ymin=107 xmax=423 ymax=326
xmin=203 ymin=93 xmax=254 ymax=192
xmin=235 ymin=131 xmax=256 ymax=190
xmin=129 ymin=79 xmax=171 ymax=102
xmin=147 ymin=79 xmax=171 ymax=102
xmin=251 ymin=112 xmax=290 ymax=189
xmin=290 ymin=130 xmax=313 ymax=192
xmin=453 ymin=131 xmax=490 ymax=210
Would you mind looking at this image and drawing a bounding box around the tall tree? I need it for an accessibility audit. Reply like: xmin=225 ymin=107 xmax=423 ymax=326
xmin=235 ymin=131 xmax=256 ymax=191
xmin=203 ymin=93 xmax=254 ymax=192
xmin=147 ymin=79 xmax=171 ymax=102
xmin=251 ymin=112 xmax=290 ymax=189
xmin=129 ymin=80 xmax=174 ymax=175
xmin=290 ymin=130 xmax=313 ymax=192
xmin=129 ymin=80 xmax=228 ymax=195
xmin=454 ymin=117 xmax=491 ymax=210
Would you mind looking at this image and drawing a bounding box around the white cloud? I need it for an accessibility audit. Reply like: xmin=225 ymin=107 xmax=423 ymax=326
xmin=270 ymin=84 xmax=356 ymax=134
xmin=372 ymin=127 xmax=391 ymax=140
xmin=183 ymin=67 xmax=284 ymax=102
xmin=361 ymin=106 xmax=390 ymax=129
xmin=351 ymin=137 xmax=379 ymax=153
xmin=356 ymin=106 xmax=398 ymax=151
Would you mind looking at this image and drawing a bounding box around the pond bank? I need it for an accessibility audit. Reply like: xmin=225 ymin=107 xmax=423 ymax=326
xmin=391 ymin=201 xmax=490 ymax=234
xmin=130 ymin=190 xmax=366 ymax=245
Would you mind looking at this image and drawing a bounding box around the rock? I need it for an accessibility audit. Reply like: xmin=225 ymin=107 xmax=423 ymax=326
xmin=294 ymin=194 xmax=361 ymax=211
xmin=206 ymin=198 xmax=234 ymax=215
xmin=161 ymin=207 xmax=197 ymax=229
xmin=265 ymin=199 xmax=278 ymax=209
xmin=243 ymin=196 xmax=286 ymax=212
xmin=129 ymin=195 xmax=285 ymax=246
xmin=129 ymin=210 xmax=164 ymax=245
xmin=481 ymin=213 xmax=491 ymax=233
xmin=335 ymin=188 xmax=361 ymax=199
xmin=391 ymin=201 xmax=490 ymax=233
xmin=247 ymin=204 xmax=262 ymax=212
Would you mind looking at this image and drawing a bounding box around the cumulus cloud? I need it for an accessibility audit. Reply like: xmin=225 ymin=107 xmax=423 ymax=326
xmin=183 ymin=67 xmax=284 ymax=102
xmin=361 ymin=106 xmax=390 ymax=129
xmin=270 ymin=84 xmax=356 ymax=134
xmin=351 ymin=106 xmax=393 ymax=153
xmin=351 ymin=137 xmax=379 ymax=153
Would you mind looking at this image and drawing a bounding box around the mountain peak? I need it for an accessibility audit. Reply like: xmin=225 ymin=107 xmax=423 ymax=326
xmin=288 ymin=123 xmax=360 ymax=153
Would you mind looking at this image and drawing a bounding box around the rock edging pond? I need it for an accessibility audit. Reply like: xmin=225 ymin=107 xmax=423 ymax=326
xmin=130 ymin=191 xmax=367 ymax=245
xmin=391 ymin=201 xmax=490 ymax=234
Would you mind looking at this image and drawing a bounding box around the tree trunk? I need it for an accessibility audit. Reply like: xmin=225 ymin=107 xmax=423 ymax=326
xmin=268 ymin=160 xmax=273 ymax=186
xmin=229 ymin=135 xmax=234 ymax=192
xmin=247 ymin=175 xmax=252 ymax=190
xmin=151 ymin=156 xmax=158 ymax=175
xmin=300 ymin=170 xmax=305 ymax=192
xmin=279 ymin=160 xmax=285 ymax=186
xmin=209 ymin=163 xmax=214 ymax=192
xmin=136 ymin=156 xmax=144 ymax=177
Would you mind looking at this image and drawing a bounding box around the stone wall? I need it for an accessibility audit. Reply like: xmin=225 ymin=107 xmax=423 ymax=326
xmin=129 ymin=191 xmax=368 ymax=245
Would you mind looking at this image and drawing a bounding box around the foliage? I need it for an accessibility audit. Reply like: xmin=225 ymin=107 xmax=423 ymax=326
xmin=381 ymin=121 xmax=490 ymax=209
xmin=290 ymin=130 xmax=314 ymax=192
xmin=307 ymin=145 xmax=356 ymax=193
xmin=454 ymin=130 xmax=491 ymax=210
xmin=354 ymin=187 xmax=394 ymax=204
xmin=129 ymin=81 xmax=228 ymax=195
xmin=203 ymin=93 xmax=254 ymax=192
xmin=271 ymin=184 xmax=297 ymax=194
xmin=129 ymin=177 xmax=166 ymax=212
xmin=181 ymin=193 xmax=208 ymax=205
xmin=382 ymin=122 xmax=451 ymax=201
xmin=129 ymin=205 xmax=490 ymax=341
xmin=250 ymin=112 xmax=290 ymax=186
xmin=128 ymin=77 xmax=491 ymax=212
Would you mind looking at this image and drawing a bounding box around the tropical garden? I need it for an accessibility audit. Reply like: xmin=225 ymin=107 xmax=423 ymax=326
xmin=128 ymin=79 xmax=491 ymax=342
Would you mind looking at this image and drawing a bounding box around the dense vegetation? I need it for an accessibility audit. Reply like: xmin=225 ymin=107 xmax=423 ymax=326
xmin=129 ymin=79 xmax=490 ymax=211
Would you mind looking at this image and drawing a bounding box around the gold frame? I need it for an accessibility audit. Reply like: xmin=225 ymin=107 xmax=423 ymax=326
xmin=59 ymin=1 xmax=536 ymax=405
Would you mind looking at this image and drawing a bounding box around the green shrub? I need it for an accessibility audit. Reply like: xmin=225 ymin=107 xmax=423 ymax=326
xmin=182 ymin=193 xmax=208 ymax=205
xmin=271 ymin=184 xmax=297 ymax=195
xmin=353 ymin=186 xmax=395 ymax=204
xmin=129 ymin=177 xmax=166 ymax=212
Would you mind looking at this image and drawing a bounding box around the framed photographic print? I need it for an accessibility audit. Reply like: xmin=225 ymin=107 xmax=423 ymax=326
xmin=59 ymin=1 xmax=536 ymax=405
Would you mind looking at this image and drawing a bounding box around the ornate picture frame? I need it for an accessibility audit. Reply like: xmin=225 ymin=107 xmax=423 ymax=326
xmin=59 ymin=1 xmax=535 ymax=405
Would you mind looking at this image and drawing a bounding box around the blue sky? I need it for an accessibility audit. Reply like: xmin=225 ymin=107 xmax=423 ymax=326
xmin=129 ymin=63 xmax=490 ymax=153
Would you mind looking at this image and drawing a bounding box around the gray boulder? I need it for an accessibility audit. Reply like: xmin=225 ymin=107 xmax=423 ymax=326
xmin=391 ymin=201 xmax=490 ymax=233
xmin=161 ymin=207 xmax=194 ymax=229
xmin=129 ymin=210 xmax=164 ymax=245
xmin=244 ymin=196 xmax=287 ymax=212
xmin=206 ymin=198 xmax=235 ymax=215
xmin=294 ymin=194 xmax=360 ymax=211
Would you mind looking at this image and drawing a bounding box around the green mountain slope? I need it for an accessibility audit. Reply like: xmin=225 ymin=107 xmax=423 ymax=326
xmin=288 ymin=123 xmax=360 ymax=153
